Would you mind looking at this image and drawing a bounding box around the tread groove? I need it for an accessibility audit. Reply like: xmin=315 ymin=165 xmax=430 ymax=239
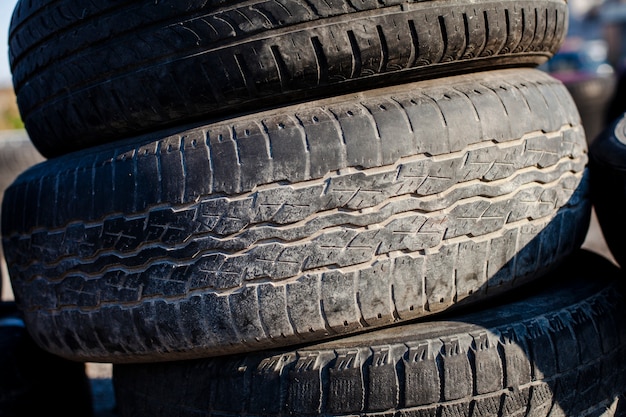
xmin=347 ymin=29 xmax=362 ymax=78
xmin=407 ymin=19 xmax=420 ymax=67
xmin=376 ymin=24 xmax=389 ymax=72
xmin=11 ymin=1 xmax=568 ymax=157
xmin=310 ymin=36 xmax=329 ymax=84
xmin=270 ymin=44 xmax=289 ymax=91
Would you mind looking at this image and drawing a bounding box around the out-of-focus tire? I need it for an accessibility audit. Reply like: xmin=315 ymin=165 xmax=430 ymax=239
xmin=9 ymin=0 xmax=569 ymax=157
xmin=590 ymin=112 xmax=626 ymax=269
xmin=1 ymin=69 xmax=589 ymax=363
xmin=112 ymin=250 xmax=626 ymax=417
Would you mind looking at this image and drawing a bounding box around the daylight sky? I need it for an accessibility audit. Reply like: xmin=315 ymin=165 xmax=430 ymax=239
xmin=0 ymin=0 xmax=18 ymax=87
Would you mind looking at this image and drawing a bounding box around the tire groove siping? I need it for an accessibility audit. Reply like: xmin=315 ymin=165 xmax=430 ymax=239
xmin=480 ymin=10 xmax=491 ymax=57
xmin=357 ymin=103 xmax=384 ymax=167
xmin=11 ymin=172 xmax=587 ymax=289
xmin=11 ymin=1 xmax=169 ymax=81
xmin=11 ymin=74 xmax=571 ymax=193
xmin=10 ymin=0 xmax=312 ymax=76
xmin=12 ymin=0 xmax=406 ymax=91
xmin=19 ymin=201 xmax=585 ymax=298
xmin=31 ymin=226 xmax=596 ymax=366
xmin=73 ymin=264 xmax=616 ymax=380
xmin=502 ymin=8 xmax=513 ymax=53
xmin=15 ymin=2 xmax=562 ymax=118
xmin=514 ymin=7 xmax=529 ymax=54
xmin=6 ymin=131 xmax=571 ymax=232
xmin=5 ymin=143 xmax=586 ymax=268
xmin=6 ymin=158 xmax=586 ymax=275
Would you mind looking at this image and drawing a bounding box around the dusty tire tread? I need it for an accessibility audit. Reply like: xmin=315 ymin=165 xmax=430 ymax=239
xmin=112 ymin=253 xmax=626 ymax=416
xmin=9 ymin=0 xmax=569 ymax=157
xmin=1 ymin=69 xmax=589 ymax=362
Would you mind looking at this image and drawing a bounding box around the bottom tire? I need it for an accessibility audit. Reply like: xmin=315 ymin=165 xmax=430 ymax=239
xmin=113 ymin=249 xmax=626 ymax=417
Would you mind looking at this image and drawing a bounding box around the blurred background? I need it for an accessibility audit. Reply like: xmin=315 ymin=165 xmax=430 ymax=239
xmin=0 ymin=0 xmax=22 ymax=130
xmin=539 ymin=0 xmax=626 ymax=142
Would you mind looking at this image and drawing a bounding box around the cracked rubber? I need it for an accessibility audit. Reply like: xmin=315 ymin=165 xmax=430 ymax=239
xmin=590 ymin=114 xmax=626 ymax=269
xmin=9 ymin=0 xmax=568 ymax=157
xmin=1 ymin=68 xmax=590 ymax=363
xmin=112 ymin=250 xmax=626 ymax=417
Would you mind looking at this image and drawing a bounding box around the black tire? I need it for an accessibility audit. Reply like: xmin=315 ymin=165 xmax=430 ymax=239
xmin=563 ymin=75 xmax=616 ymax=145
xmin=10 ymin=0 xmax=568 ymax=158
xmin=112 ymin=249 xmax=626 ymax=417
xmin=0 ymin=132 xmax=44 ymax=299
xmin=1 ymin=68 xmax=589 ymax=363
xmin=589 ymin=112 xmax=626 ymax=269
xmin=0 ymin=302 xmax=93 ymax=417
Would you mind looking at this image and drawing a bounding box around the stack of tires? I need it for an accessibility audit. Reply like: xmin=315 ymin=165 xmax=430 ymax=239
xmin=2 ymin=0 xmax=626 ymax=415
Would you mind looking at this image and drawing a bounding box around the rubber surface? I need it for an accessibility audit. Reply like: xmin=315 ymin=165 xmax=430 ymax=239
xmin=590 ymin=113 xmax=626 ymax=269
xmin=1 ymin=68 xmax=590 ymax=363
xmin=112 ymin=250 xmax=626 ymax=417
xmin=10 ymin=0 xmax=568 ymax=157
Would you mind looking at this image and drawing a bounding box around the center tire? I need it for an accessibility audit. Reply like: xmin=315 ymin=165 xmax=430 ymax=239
xmin=1 ymin=68 xmax=589 ymax=363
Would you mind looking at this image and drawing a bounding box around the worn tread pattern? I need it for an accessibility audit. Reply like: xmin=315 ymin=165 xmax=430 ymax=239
xmin=1 ymin=69 xmax=589 ymax=362
xmin=9 ymin=0 xmax=568 ymax=157
xmin=112 ymin=250 xmax=626 ymax=417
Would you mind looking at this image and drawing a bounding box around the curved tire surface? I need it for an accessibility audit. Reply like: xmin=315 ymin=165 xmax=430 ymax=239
xmin=1 ymin=68 xmax=589 ymax=363
xmin=10 ymin=0 xmax=569 ymax=157
xmin=112 ymin=250 xmax=626 ymax=417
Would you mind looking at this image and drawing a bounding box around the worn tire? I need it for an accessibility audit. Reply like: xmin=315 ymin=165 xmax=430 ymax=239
xmin=1 ymin=68 xmax=590 ymax=363
xmin=10 ymin=0 xmax=568 ymax=157
xmin=112 ymin=250 xmax=626 ymax=417
xmin=590 ymin=113 xmax=626 ymax=269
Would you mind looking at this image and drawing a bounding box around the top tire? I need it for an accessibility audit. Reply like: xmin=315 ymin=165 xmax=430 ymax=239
xmin=10 ymin=0 xmax=568 ymax=158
